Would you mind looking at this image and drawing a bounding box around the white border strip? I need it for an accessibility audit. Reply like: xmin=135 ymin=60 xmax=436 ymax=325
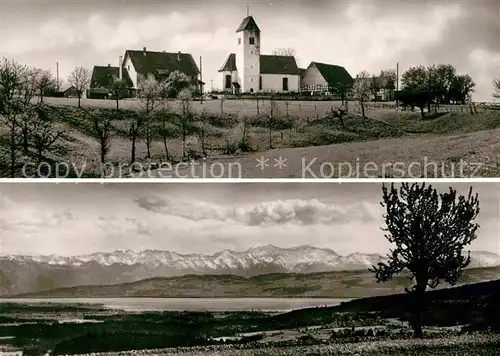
xmin=0 ymin=178 xmax=499 ymax=183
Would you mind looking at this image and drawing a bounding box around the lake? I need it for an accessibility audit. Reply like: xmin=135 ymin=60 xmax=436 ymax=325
xmin=0 ymin=298 xmax=352 ymax=312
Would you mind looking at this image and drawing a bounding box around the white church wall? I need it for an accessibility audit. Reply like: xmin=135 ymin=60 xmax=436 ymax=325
xmin=261 ymin=74 xmax=300 ymax=93
xmin=220 ymin=71 xmax=239 ymax=92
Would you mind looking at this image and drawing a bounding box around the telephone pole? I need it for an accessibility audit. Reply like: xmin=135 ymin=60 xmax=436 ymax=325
xmin=56 ymin=61 xmax=60 ymax=91
xmin=199 ymin=56 xmax=203 ymax=104
xmin=396 ymin=62 xmax=399 ymax=109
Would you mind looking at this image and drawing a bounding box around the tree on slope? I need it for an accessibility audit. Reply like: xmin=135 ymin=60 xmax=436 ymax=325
xmin=68 ymin=66 xmax=91 ymax=108
xmin=354 ymin=71 xmax=371 ymax=118
xmin=370 ymin=183 xmax=480 ymax=338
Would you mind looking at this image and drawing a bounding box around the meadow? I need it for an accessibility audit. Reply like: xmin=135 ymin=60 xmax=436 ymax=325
xmin=13 ymin=97 xmax=500 ymax=178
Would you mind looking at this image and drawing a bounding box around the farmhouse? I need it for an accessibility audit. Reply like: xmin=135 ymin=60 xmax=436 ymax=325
xmin=89 ymin=63 xmax=134 ymax=99
xmin=122 ymin=48 xmax=200 ymax=89
xmin=300 ymin=62 xmax=354 ymax=97
xmin=219 ymin=15 xmax=301 ymax=94
xmin=61 ymin=85 xmax=79 ymax=98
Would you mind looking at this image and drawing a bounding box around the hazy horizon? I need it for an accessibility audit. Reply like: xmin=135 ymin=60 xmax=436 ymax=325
xmin=0 ymin=0 xmax=498 ymax=101
xmin=1 ymin=183 xmax=498 ymax=257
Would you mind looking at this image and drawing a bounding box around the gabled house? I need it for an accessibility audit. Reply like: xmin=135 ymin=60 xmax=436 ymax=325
xmin=218 ymin=15 xmax=301 ymax=94
xmin=62 ymin=85 xmax=79 ymax=98
xmin=300 ymin=62 xmax=354 ymax=98
xmin=122 ymin=48 xmax=200 ymax=89
xmin=89 ymin=63 xmax=134 ymax=99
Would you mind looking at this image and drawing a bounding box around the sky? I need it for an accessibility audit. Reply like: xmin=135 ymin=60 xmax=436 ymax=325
xmin=0 ymin=0 xmax=498 ymax=101
xmin=0 ymin=182 xmax=498 ymax=257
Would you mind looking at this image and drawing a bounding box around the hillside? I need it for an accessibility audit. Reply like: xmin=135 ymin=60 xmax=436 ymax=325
xmin=10 ymin=266 xmax=500 ymax=299
xmin=270 ymin=278 xmax=500 ymax=332
xmin=3 ymin=99 xmax=500 ymax=178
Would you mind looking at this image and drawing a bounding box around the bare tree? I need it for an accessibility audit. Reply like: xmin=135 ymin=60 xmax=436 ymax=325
xmin=19 ymin=67 xmax=39 ymax=153
xmin=369 ymin=75 xmax=381 ymax=102
xmin=156 ymin=105 xmax=174 ymax=162
xmin=87 ymin=109 xmax=112 ymax=164
xmin=272 ymin=48 xmax=297 ymax=57
xmin=380 ymin=69 xmax=397 ymax=100
xmin=138 ymin=74 xmax=163 ymax=114
xmin=194 ymin=110 xmax=209 ymax=157
xmin=178 ymin=88 xmax=195 ymax=159
xmin=261 ymin=94 xmax=280 ymax=150
xmin=0 ymin=58 xmax=25 ymax=177
xmin=141 ymin=111 xmax=156 ymax=160
xmin=239 ymin=116 xmax=251 ymax=151
xmin=112 ymin=79 xmax=128 ymax=111
xmin=329 ymin=106 xmax=346 ymax=127
xmin=68 ymin=66 xmax=91 ymax=108
xmin=370 ymin=183 xmax=480 ymax=338
xmin=137 ymin=75 xmax=165 ymax=160
xmin=35 ymin=69 xmax=54 ymax=103
xmin=127 ymin=111 xmax=142 ymax=165
xmin=31 ymin=105 xmax=65 ymax=166
xmin=493 ymin=78 xmax=500 ymax=99
xmin=354 ymin=71 xmax=371 ymax=118
xmin=273 ymin=48 xmax=299 ymax=66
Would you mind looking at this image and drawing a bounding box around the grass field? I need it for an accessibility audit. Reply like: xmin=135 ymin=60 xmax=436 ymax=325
xmin=6 ymin=97 xmax=500 ymax=178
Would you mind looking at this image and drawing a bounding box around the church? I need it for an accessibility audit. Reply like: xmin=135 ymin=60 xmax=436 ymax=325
xmin=218 ymin=15 xmax=301 ymax=94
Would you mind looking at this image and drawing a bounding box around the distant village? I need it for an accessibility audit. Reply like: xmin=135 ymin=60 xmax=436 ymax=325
xmin=86 ymin=15 xmax=396 ymax=102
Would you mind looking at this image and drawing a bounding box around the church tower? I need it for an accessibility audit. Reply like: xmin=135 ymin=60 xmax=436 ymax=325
xmin=235 ymin=15 xmax=261 ymax=93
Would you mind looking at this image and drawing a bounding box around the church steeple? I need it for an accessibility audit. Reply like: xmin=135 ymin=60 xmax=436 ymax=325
xmin=236 ymin=15 xmax=260 ymax=33
xmin=235 ymin=13 xmax=261 ymax=93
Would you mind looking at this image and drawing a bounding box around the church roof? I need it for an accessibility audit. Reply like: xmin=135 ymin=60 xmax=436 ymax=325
xmin=218 ymin=53 xmax=237 ymax=72
xmin=311 ymin=62 xmax=354 ymax=87
xmin=260 ymin=55 xmax=299 ymax=75
xmin=218 ymin=54 xmax=300 ymax=75
xmin=236 ymin=16 xmax=260 ymax=33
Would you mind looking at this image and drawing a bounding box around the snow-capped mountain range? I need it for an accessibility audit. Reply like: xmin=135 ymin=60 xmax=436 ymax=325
xmin=3 ymin=245 xmax=499 ymax=272
xmin=1 ymin=245 xmax=499 ymax=296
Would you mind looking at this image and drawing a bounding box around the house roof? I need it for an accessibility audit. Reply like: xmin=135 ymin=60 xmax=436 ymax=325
xmin=236 ymin=16 xmax=260 ymax=33
xmin=124 ymin=50 xmax=200 ymax=78
xmin=311 ymin=62 xmax=354 ymax=87
xmin=260 ymin=55 xmax=299 ymax=75
xmin=299 ymin=68 xmax=306 ymax=77
xmin=90 ymin=66 xmax=134 ymax=89
xmin=62 ymin=85 xmax=78 ymax=92
xmin=219 ymin=53 xmax=237 ymax=72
